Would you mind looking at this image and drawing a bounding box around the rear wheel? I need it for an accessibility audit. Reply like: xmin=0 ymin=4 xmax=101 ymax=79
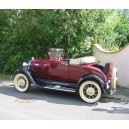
xmin=14 ymin=73 xmax=31 ymax=92
xmin=79 ymin=81 xmax=102 ymax=103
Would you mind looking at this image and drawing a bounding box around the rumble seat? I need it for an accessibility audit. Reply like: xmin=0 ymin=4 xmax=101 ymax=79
xmin=69 ymin=56 xmax=96 ymax=65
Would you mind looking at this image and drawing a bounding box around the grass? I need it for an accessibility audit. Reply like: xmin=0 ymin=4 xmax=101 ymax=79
xmin=0 ymin=74 xmax=13 ymax=80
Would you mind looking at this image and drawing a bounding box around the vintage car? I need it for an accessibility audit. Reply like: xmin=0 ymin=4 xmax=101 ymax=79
xmin=14 ymin=48 xmax=117 ymax=103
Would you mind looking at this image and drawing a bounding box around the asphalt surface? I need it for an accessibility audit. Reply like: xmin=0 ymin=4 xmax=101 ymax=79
xmin=0 ymin=80 xmax=129 ymax=120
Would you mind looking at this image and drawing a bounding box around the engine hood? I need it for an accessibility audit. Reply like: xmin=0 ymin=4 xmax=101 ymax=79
xmin=30 ymin=59 xmax=49 ymax=69
xmin=31 ymin=59 xmax=49 ymax=64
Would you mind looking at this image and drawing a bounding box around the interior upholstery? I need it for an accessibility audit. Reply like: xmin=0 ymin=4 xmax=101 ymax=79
xmin=69 ymin=56 xmax=96 ymax=65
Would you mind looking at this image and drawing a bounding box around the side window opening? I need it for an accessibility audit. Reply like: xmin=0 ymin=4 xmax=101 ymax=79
xmin=50 ymin=49 xmax=64 ymax=61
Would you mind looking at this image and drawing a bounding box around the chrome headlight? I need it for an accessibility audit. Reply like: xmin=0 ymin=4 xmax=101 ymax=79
xmin=22 ymin=60 xmax=31 ymax=70
xmin=22 ymin=62 xmax=28 ymax=67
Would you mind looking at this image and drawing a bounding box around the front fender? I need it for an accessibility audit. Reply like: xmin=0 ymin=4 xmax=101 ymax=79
xmin=77 ymin=74 xmax=106 ymax=93
xmin=13 ymin=68 xmax=37 ymax=85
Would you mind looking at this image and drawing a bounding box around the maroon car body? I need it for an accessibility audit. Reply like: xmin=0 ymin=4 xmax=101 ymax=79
xmin=14 ymin=48 xmax=117 ymax=103
xmin=30 ymin=59 xmax=108 ymax=83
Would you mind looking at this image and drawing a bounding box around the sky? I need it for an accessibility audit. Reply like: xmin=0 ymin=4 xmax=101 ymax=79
xmin=0 ymin=0 xmax=129 ymax=9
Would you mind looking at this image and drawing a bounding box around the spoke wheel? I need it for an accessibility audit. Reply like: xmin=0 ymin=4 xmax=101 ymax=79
xmin=79 ymin=81 xmax=102 ymax=103
xmin=14 ymin=73 xmax=30 ymax=92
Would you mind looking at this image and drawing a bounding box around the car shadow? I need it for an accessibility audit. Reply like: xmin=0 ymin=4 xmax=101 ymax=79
xmin=92 ymin=107 xmax=129 ymax=114
xmin=92 ymin=95 xmax=129 ymax=114
xmin=0 ymin=82 xmax=96 ymax=107
xmin=100 ymin=96 xmax=129 ymax=105
xmin=0 ymin=81 xmax=129 ymax=107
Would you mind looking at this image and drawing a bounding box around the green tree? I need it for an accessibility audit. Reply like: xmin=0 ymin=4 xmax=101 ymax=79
xmin=0 ymin=9 xmax=129 ymax=74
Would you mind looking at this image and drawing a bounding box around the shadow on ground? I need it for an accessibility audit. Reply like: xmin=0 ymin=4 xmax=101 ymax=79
xmin=100 ymin=97 xmax=129 ymax=105
xmin=92 ymin=107 xmax=129 ymax=114
xmin=0 ymin=80 xmax=129 ymax=108
xmin=0 ymin=81 xmax=94 ymax=107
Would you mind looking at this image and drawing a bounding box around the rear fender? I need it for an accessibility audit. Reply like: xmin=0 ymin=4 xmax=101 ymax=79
xmin=77 ymin=74 xmax=106 ymax=93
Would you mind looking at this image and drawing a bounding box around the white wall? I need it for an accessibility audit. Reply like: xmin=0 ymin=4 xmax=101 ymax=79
xmin=93 ymin=44 xmax=129 ymax=88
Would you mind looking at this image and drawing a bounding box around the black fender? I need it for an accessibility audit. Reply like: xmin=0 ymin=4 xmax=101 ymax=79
xmin=13 ymin=68 xmax=38 ymax=86
xmin=77 ymin=74 xmax=106 ymax=93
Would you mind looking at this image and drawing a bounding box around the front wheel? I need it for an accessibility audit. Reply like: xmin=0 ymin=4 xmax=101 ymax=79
xmin=14 ymin=73 xmax=31 ymax=92
xmin=79 ymin=80 xmax=102 ymax=103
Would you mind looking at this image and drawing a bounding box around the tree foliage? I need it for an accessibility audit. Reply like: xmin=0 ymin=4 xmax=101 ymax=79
xmin=0 ymin=9 xmax=129 ymax=74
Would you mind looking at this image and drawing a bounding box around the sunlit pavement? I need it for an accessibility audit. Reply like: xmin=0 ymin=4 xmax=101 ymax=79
xmin=0 ymin=80 xmax=129 ymax=120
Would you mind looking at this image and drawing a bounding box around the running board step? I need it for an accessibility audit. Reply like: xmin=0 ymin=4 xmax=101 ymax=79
xmin=43 ymin=85 xmax=76 ymax=92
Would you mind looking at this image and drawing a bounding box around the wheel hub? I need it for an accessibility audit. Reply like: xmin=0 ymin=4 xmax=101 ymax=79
xmin=86 ymin=87 xmax=95 ymax=96
xmin=18 ymin=78 xmax=26 ymax=87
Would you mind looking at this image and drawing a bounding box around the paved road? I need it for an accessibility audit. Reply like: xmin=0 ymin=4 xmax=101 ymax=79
xmin=0 ymin=80 xmax=129 ymax=120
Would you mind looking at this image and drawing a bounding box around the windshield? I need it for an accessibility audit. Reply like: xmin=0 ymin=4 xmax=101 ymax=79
xmin=52 ymin=49 xmax=64 ymax=58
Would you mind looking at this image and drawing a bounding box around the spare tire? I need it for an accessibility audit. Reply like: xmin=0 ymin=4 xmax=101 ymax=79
xmin=111 ymin=67 xmax=117 ymax=90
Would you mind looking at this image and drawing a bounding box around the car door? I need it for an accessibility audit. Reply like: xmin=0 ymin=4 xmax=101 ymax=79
xmin=49 ymin=60 xmax=69 ymax=82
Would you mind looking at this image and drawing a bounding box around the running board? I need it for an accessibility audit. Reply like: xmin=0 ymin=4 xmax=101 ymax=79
xmin=43 ymin=85 xmax=76 ymax=92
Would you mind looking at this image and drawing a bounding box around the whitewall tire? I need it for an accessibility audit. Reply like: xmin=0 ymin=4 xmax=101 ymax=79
xmin=111 ymin=67 xmax=117 ymax=90
xmin=79 ymin=81 xmax=102 ymax=103
xmin=14 ymin=73 xmax=30 ymax=92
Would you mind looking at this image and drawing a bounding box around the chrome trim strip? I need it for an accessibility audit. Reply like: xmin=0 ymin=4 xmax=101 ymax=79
xmin=44 ymin=85 xmax=76 ymax=92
